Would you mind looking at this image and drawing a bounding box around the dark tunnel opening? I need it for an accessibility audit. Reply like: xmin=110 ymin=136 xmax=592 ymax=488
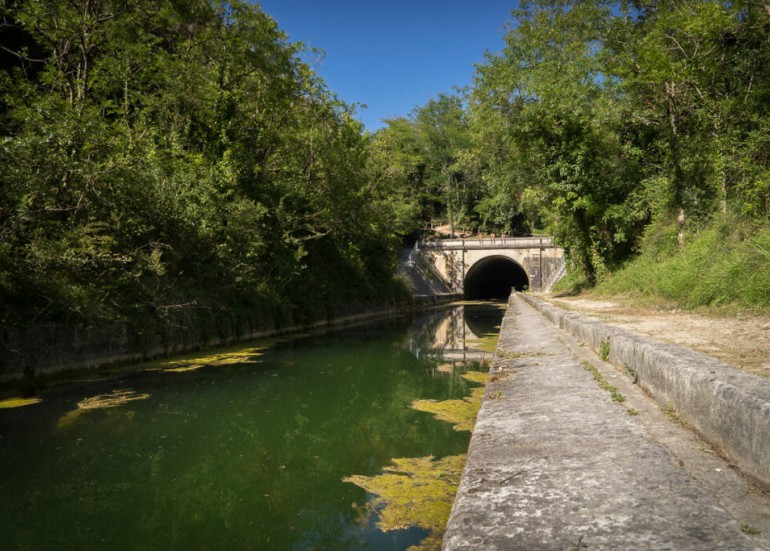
xmin=464 ymin=256 xmax=530 ymax=300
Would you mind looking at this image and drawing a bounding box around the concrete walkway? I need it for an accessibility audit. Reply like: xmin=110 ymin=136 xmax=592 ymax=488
xmin=444 ymin=294 xmax=770 ymax=550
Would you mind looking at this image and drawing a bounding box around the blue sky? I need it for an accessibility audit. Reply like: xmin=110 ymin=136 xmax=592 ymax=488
xmin=255 ymin=1 xmax=517 ymax=131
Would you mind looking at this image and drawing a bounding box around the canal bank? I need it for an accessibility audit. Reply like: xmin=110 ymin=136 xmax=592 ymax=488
xmin=0 ymin=293 xmax=460 ymax=385
xmin=444 ymin=293 xmax=770 ymax=549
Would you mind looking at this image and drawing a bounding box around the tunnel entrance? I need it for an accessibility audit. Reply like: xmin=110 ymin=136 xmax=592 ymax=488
xmin=464 ymin=256 xmax=529 ymax=300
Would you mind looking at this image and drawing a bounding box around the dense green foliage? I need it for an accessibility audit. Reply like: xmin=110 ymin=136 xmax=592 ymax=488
xmin=0 ymin=0 xmax=406 ymax=328
xmin=3 ymin=0 xmax=770 ymax=324
xmin=366 ymin=94 xmax=482 ymax=237
xmin=596 ymin=220 xmax=770 ymax=308
xmin=371 ymin=0 xmax=770 ymax=305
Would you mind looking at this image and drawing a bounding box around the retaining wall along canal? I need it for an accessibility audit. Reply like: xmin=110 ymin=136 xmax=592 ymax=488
xmin=0 ymin=294 xmax=460 ymax=385
xmin=444 ymin=293 xmax=770 ymax=549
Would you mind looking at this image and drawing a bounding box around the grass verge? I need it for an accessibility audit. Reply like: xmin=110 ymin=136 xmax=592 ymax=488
xmin=590 ymin=221 xmax=770 ymax=313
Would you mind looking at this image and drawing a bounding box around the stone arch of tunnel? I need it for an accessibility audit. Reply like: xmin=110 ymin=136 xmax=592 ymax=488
xmin=464 ymin=256 xmax=530 ymax=300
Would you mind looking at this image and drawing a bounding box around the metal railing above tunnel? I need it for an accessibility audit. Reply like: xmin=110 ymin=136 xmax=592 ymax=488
xmin=419 ymin=236 xmax=556 ymax=251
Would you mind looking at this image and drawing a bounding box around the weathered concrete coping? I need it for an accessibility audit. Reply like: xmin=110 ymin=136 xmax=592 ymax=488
xmin=444 ymin=294 xmax=764 ymax=549
xmin=520 ymin=293 xmax=770 ymax=487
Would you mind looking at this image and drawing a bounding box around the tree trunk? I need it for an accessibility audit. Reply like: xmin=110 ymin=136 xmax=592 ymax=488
xmin=575 ymin=209 xmax=596 ymax=285
xmin=665 ymin=80 xmax=687 ymax=248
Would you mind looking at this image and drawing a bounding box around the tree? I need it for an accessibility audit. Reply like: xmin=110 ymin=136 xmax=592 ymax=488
xmin=0 ymin=0 xmax=407 ymax=328
xmin=413 ymin=94 xmax=474 ymax=235
xmin=366 ymin=93 xmax=479 ymax=238
xmin=467 ymin=1 xmax=646 ymax=282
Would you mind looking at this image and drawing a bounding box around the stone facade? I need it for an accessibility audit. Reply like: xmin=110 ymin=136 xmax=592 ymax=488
xmin=409 ymin=237 xmax=565 ymax=294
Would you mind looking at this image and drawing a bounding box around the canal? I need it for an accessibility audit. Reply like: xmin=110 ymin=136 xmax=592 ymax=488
xmin=0 ymin=302 xmax=505 ymax=550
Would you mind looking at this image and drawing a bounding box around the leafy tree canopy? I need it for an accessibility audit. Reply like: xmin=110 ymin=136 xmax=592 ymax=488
xmin=0 ymin=0 xmax=406 ymax=327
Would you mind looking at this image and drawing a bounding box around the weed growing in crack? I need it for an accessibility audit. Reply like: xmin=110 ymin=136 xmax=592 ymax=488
xmin=599 ymin=338 xmax=611 ymax=361
xmin=741 ymin=524 xmax=761 ymax=536
xmin=488 ymin=372 xmax=513 ymax=384
xmin=624 ymin=363 xmax=639 ymax=384
xmin=581 ymin=360 xmax=626 ymax=404
xmin=497 ymin=349 xmax=546 ymax=361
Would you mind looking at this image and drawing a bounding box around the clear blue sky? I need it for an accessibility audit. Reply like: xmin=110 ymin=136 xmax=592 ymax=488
xmin=255 ymin=1 xmax=517 ymax=131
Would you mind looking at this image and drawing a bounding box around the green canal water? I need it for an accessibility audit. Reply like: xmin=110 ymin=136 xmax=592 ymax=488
xmin=0 ymin=302 xmax=505 ymax=550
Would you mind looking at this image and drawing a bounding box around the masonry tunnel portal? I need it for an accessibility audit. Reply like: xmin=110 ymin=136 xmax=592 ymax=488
xmin=464 ymin=256 xmax=530 ymax=300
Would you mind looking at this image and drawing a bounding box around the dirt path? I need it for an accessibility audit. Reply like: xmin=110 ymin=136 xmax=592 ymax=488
xmin=542 ymin=294 xmax=770 ymax=380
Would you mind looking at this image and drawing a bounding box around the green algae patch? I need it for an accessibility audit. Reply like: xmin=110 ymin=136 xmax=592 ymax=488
xmin=461 ymin=371 xmax=487 ymax=385
xmin=345 ymin=371 xmax=489 ymax=549
xmin=56 ymin=389 xmax=150 ymax=429
xmin=479 ymin=335 xmax=499 ymax=352
xmin=411 ymin=372 xmax=487 ymax=433
xmin=343 ymin=454 xmax=466 ymax=551
xmin=77 ymin=389 xmax=150 ymax=410
xmin=56 ymin=408 xmax=85 ymax=429
xmin=145 ymin=346 xmax=265 ymax=373
xmin=466 ymin=333 xmax=500 ymax=353
xmin=163 ymin=364 xmax=205 ymax=373
xmin=0 ymin=397 xmax=43 ymax=409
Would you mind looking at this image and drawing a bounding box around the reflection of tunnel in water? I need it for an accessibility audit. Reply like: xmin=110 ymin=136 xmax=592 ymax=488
xmin=463 ymin=302 xmax=507 ymax=338
xmin=464 ymin=256 xmax=529 ymax=300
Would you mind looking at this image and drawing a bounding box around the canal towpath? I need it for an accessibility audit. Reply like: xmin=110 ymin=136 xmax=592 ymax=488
xmin=444 ymin=293 xmax=770 ymax=550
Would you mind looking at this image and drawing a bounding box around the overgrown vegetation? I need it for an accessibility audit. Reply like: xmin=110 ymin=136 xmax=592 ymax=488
xmin=0 ymin=0 xmax=408 ymax=330
xmin=596 ymin=221 xmax=770 ymax=310
xmin=3 ymin=0 xmax=770 ymax=328
xmin=371 ymin=1 xmax=770 ymax=308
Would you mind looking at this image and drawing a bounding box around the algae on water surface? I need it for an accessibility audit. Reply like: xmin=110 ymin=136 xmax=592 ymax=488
xmin=345 ymin=371 xmax=488 ymax=550
xmin=411 ymin=372 xmax=487 ymax=433
xmin=145 ymin=347 xmax=266 ymax=373
xmin=0 ymin=397 xmax=43 ymax=409
xmin=54 ymin=389 xmax=150 ymax=429
xmin=77 ymin=389 xmax=151 ymax=410
xmin=1 ymin=302 xmax=506 ymax=551
xmin=344 ymin=455 xmax=466 ymax=551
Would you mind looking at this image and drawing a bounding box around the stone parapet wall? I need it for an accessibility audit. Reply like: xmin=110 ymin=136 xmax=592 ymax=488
xmin=520 ymin=293 xmax=770 ymax=487
xmin=402 ymin=238 xmax=566 ymax=294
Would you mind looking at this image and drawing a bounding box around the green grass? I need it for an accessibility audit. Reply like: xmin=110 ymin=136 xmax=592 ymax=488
xmin=599 ymin=339 xmax=610 ymax=361
xmin=595 ymin=221 xmax=770 ymax=312
xmin=741 ymin=523 xmax=761 ymax=536
xmin=581 ymin=360 xmax=626 ymax=404
xmin=552 ymin=270 xmax=593 ymax=295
